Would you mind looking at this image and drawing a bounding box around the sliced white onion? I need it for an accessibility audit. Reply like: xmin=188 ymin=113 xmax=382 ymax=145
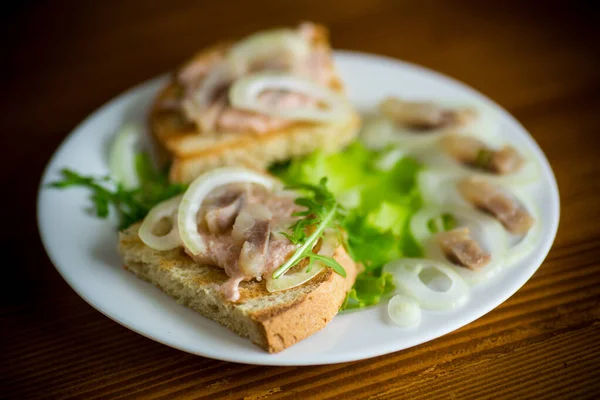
xmin=360 ymin=102 xmax=499 ymax=151
xmin=464 ymin=102 xmax=500 ymax=140
xmin=360 ymin=116 xmax=416 ymax=151
xmin=418 ymin=168 xmax=522 ymax=209
xmin=227 ymin=29 xmax=310 ymax=74
xmin=410 ymin=206 xmax=480 ymax=245
xmin=373 ymin=147 xmax=407 ymax=171
xmin=414 ymin=138 xmax=541 ymax=187
xmin=417 ymin=169 xmax=467 ymax=207
xmin=177 ymin=168 xmax=275 ymax=256
xmin=266 ymin=231 xmax=338 ymax=293
xmin=419 ymin=169 xmax=536 ymax=218
xmin=138 ymin=195 xmax=182 ymax=251
xmin=229 ymin=72 xmax=351 ymax=122
xmin=410 ymin=206 xmax=508 ymax=284
xmin=109 ymin=124 xmax=141 ymax=190
xmin=383 ymin=258 xmax=469 ymax=310
xmin=388 ymin=294 xmax=422 ymax=327
xmin=191 ymin=63 xmax=236 ymax=110
xmin=266 ymin=263 xmax=324 ymax=293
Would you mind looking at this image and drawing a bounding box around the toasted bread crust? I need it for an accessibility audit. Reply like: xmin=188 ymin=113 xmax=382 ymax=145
xmin=118 ymin=223 xmax=357 ymax=353
xmin=165 ymin=112 xmax=360 ymax=183
xmin=148 ymin=24 xmax=360 ymax=184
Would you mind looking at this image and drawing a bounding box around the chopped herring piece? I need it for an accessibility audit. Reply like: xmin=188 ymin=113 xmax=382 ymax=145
xmin=204 ymin=193 xmax=245 ymax=234
xmin=181 ymin=63 xmax=237 ymax=132
xmin=458 ymin=178 xmax=534 ymax=235
xmin=177 ymin=45 xmax=227 ymax=87
xmin=220 ymin=275 xmax=245 ymax=303
xmin=187 ymin=184 xmax=299 ymax=301
xmin=203 ymin=182 xmax=250 ymax=205
xmin=380 ymin=97 xmax=475 ymax=131
xmin=436 ymin=227 xmax=491 ymax=270
xmin=238 ymin=218 xmax=271 ymax=279
xmin=440 ymin=134 xmax=524 ymax=174
xmin=193 ymin=94 xmax=228 ymax=133
xmin=249 ymin=57 xmax=294 ymax=73
xmin=301 ymin=47 xmax=334 ymax=86
xmin=490 ymin=146 xmax=524 ymax=174
xmin=232 ymin=204 xmax=273 ymax=244
xmin=258 ymin=90 xmax=317 ymax=110
xmin=216 ymin=107 xmax=292 ymax=133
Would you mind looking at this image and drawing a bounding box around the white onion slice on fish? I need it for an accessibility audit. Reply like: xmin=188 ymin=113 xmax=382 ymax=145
xmin=229 ymin=72 xmax=351 ymax=122
xmin=360 ymin=102 xmax=499 ymax=151
xmin=373 ymin=147 xmax=407 ymax=172
xmin=504 ymin=193 xmax=542 ymax=266
xmin=227 ymin=29 xmax=310 ymax=74
xmin=410 ymin=206 xmax=508 ymax=284
xmin=413 ymin=137 xmax=541 ymax=187
xmin=177 ymin=168 xmax=275 ymax=256
xmin=265 ymin=232 xmax=338 ymax=293
xmin=464 ymin=102 xmax=500 ymax=140
xmin=388 ymin=294 xmax=422 ymax=327
xmin=418 ymin=171 xmax=539 ymax=269
xmin=266 ymin=262 xmax=324 ymax=293
xmin=138 ymin=195 xmax=182 ymax=251
xmin=109 ymin=124 xmax=141 ymax=190
xmin=417 ymin=169 xmax=467 ymax=207
xmin=383 ymin=258 xmax=469 ymax=310
xmin=418 ymin=169 xmax=534 ymax=220
xmin=360 ymin=116 xmax=432 ymax=151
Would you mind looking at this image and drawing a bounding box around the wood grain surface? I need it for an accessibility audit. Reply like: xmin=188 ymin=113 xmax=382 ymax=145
xmin=2 ymin=1 xmax=600 ymax=399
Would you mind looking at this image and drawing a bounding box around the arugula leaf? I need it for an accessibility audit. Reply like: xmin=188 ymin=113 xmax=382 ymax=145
xmin=310 ymin=253 xmax=346 ymax=277
xmin=272 ymin=177 xmax=347 ymax=279
xmin=49 ymin=153 xmax=187 ymax=230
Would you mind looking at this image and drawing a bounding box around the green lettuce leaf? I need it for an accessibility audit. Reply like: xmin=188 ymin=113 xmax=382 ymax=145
xmin=341 ymin=272 xmax=396 ymax=310
xmin=270 ymin=142 xmax=423 ymax=310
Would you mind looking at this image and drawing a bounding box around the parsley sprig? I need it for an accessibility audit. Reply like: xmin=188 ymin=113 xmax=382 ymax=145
xmin=272 ymin=177 xmax=347 ymax=279
xmin=49 ymin=154 xmax=187 ymax=230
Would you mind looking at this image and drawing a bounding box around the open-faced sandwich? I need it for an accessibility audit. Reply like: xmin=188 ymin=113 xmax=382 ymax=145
xmin=150 ymin=22 xmax=361 ymax=183
xmin=117 ymin=167 xmax=357 ymax=352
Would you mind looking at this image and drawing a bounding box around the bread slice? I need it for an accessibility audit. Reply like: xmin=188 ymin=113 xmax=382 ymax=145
xmin=148 ymin=24 xmax=361 ymax=184
xmin=118 ymin=223 xmax=358 ymax=353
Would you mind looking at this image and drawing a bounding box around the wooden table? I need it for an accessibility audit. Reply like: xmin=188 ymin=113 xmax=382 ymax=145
xmin=3 ymin=1 xmax=599 ymax=398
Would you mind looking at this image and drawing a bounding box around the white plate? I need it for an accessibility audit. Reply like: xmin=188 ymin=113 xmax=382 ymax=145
xmin=37 ymin=51 xmax=560 ymax=366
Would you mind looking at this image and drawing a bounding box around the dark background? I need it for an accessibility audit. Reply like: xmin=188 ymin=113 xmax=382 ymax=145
xmin=2 ymin=1 xmax=600 ymax=398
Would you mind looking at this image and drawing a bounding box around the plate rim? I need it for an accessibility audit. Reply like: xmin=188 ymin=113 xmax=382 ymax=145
xmin=36 ymin=49 xmax=560 ymax=366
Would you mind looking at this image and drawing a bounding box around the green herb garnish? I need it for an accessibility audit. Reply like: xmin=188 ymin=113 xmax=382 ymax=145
xmin=474 ymin=149 xmax=494 ymax=170
xmin=427 ymin=213 xmax=457 ymax=234
xmin=272 ymin=177 xmax=347 ymax=279
xmin=49 ymin=153 xmax=187 ymax=230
